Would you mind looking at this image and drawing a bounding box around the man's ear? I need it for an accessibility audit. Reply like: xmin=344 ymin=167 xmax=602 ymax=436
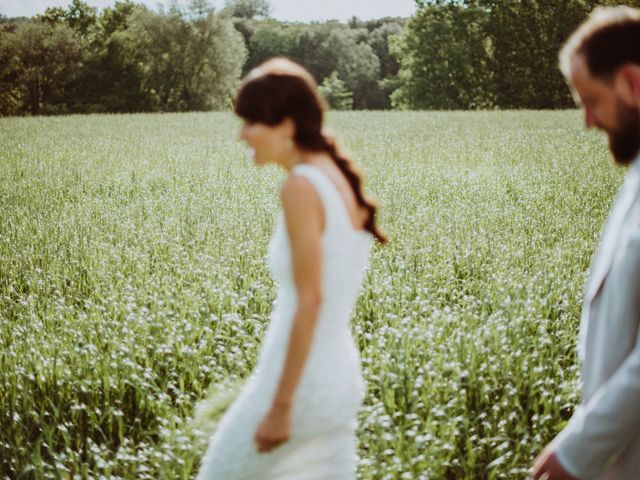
xmin=617 ymin=64 xmax=640 ymax=107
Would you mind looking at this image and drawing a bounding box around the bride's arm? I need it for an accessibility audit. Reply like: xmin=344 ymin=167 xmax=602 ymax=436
xmin=254 ymin=175 xmax=324 ymax=453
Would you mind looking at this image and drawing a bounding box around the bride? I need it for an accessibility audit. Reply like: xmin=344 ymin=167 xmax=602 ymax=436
xmin=196 ymin=58 xmax=386 ymax=480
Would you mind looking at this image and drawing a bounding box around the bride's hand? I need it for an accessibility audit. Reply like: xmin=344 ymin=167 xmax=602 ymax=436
xmin=254 ymin=404 xmax=291 ymax=453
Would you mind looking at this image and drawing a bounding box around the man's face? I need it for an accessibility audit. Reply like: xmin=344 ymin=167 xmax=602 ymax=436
xmin=569 ymin=54 xmax=640 ymax=164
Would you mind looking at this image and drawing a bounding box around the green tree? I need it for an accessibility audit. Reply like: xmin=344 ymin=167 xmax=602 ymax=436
xmin=39 ymin=0 xmax=98 ymax=39
xmin=391 ymin=1 xmax=492 ymax=109
xmin=0 ymin=21 xmax=84 ymax=115
xmin=480 ymin=0 xmax=588 ymax=108
xmin=347 ymin=17 xmax=405 ymax=108
xmin=0 ymin=29 xmax=21 ymax=115
xmin=367 ymin=20 xmax=404 ymax=81
xmin=390 ymin=0 xmax=640 ymax=109
xmin=243 ymin=19 xmax=295 ymax=74
xmin=1 ymin=0 xmax=246 ymax=114
xmin=244 ymin=21 xmax=382 ymax=109
xmin=368 ymin=22 xmax=405 ymax=108
xmin=59 ymin=1 xmax=151 ymax=112
xmin=128 ymin=6 xmax=247 ymax=111
xmin=101 ymin=0 xmax=139 ymax=36
xmin=318 ymin=71 xmax=353 ymax=110
xmin=333 ymin=36 xmax=382 ymax=109
xmin=223 ymin=0 xmax=271 ymax=19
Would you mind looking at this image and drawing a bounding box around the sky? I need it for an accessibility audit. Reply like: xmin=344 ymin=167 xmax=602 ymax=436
xmin=0 ymin=0 xmax=416 ymax=21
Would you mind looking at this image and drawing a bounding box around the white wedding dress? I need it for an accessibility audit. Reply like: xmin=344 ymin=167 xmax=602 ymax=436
xmin=196 ymin=163 xmax=372 ymax=480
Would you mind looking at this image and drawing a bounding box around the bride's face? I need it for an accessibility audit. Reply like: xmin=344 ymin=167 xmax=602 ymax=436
xmin=239 ymin=118 xmax=294 ymax=167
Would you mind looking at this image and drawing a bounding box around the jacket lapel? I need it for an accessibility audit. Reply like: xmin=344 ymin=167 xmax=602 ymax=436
xmin=586 ymin=179 xmax=640 ymax=302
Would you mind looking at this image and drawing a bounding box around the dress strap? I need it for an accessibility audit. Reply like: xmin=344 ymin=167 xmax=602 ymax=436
xmin=291 ymin=163 xmax=350 ymax=234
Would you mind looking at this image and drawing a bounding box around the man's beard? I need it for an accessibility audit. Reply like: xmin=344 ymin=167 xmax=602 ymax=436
xmin=609 ymin=99 xmax=640 ymax=165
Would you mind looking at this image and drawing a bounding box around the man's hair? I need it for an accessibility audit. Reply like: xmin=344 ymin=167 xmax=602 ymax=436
xmin=560 ymin=6 xmax=640 ymax=80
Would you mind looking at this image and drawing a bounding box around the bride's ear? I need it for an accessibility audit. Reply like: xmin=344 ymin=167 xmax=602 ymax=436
xmin=279 ymin=117 xmax=296 ymax=140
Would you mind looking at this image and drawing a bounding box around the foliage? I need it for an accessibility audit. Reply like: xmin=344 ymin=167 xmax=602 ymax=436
xmin=391 ymin=1 xmax=492 ymax=109
xmin=39 ymin=0 xmax=99 ymax=38
xmin=367 ymin=20 xmax=403 ymax=81
xmin=222 ymin=0 xmax=271 ymax=19
xmin=0 ymin=110 xmax=621 ymax=478
xmin=59 ymin=1 xmax=152 ymax=113
xmin=127 ymin=6 xmax=247 ymax=111
xmin=479 ymin=0 xmax=587 ymax=109
xmin=4 ymin=0 xmax=640 ymax=113
xmin=0 ymin=0 xmax=246 ymax=115
xmin=241 ymin=20 xmax=386 ymax=109
xmin=391 ymin=0 xmax=635 ymax=109
xmin=318 ymin=71 xmax=354 ymax=110
xmin=0 ymin=21 xmax=85 ymax=115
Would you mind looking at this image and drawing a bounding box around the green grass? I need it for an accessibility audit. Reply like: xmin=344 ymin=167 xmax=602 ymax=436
xmin=0 ymin=111 xmax=623 ymax=479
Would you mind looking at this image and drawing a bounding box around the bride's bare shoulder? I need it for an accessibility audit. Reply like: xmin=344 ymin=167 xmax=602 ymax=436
xmin=280 ymin=173 xmax=324 ymax=230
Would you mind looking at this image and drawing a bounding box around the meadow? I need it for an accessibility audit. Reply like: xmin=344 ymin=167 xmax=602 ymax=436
xmin=0 ymin=111 xmax=624 ymax=479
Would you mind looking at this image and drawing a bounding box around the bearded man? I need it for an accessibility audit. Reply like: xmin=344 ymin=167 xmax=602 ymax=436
xmin=532 ymin=6 xmax=640 ymax=480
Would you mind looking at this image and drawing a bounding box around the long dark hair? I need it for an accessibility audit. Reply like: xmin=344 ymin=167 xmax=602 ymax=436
xmin=235 ymin=57 xmax=387 ymax=244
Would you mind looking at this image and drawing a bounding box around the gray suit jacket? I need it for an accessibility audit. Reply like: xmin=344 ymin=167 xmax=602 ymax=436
xmin=554 ymin=157 xmax=640 ymax=480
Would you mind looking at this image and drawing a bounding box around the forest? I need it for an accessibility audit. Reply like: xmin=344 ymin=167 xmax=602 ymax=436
xmin=1 ymin=0 xmax=637 ymax=115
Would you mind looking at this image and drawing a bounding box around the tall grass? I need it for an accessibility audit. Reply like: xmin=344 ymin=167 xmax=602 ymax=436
xmin=0 ymin=111 xmax=622 ymax=479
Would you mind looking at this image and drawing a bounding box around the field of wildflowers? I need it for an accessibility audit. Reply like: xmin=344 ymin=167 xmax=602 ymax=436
xmin=0 ymin=111 xmax=624 ymax=479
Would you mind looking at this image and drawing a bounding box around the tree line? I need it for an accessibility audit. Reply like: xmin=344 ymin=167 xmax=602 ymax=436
xmin=392 ymin=0 xmax=640 ymax=110
xmin=0 ymin=0 xmax=636 ymax=115
xmin=0 ymin=0 xmax=246 ymax=115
